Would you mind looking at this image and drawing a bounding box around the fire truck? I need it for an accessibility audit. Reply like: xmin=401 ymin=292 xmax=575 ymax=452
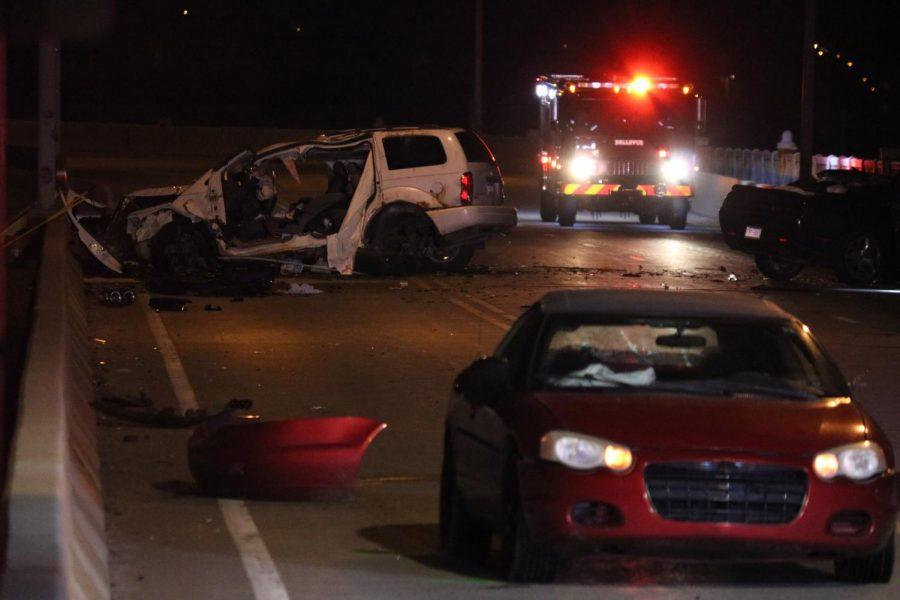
xmin=535 ymin=74 xmax=706 ymax=228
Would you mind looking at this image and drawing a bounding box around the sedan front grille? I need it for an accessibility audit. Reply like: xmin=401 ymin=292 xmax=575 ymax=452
xmin=645 ymin=462 xmax=807 ymax=525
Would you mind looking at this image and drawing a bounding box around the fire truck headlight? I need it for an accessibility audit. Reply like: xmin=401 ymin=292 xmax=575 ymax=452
xmin=535 ymin=83 xmax=548 ymax=98
xmin=661 ymin=156 xmax=691 ymax=182
xmin=569 ymin=154 xmax=598 ymax=181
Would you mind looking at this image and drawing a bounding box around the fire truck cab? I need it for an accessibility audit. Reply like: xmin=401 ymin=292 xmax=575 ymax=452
xmin=536 ymin=74 xmax=706 ymax=229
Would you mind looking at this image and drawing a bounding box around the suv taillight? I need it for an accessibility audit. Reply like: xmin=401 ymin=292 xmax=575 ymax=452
xmin=460 ymin=171 xmax=473 ymax=204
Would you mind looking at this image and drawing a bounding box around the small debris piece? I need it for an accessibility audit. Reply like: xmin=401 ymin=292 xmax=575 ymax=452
xmin=204 ymin=304 xmax=223 ymax=312
xmin=122 ymin=434 xmax=139 ymax=443
xmin=92 ymin=337 xmax=108 ymax=345
xmin=727 ymin=273 xmax=739 ymax=282
xmin=280 ymin=282 xmax=323 ymax=295
xmin=149 ymin=297 xmax=192 ymax=312
xmin=390 ymin=281 xmax=409 ymax=290
xmin=719 ymin=266 xmax=727 ymax=272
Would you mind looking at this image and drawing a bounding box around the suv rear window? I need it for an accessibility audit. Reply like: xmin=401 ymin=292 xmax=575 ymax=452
xmin=455 ymin=130 xmax=494 ymax=163
xmin=382 ymin=135 xmax=447 ymax=170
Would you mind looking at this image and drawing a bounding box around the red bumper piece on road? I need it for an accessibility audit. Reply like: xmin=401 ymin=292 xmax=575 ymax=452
xmin=188 ymin=416 xmax=386 ymax=500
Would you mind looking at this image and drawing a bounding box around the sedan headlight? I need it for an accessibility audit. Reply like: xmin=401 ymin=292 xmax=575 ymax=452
xmin=661 ymin=156 xmax=691 ymax=182
xmin=813 ymin=441 xmax=886 ymax=481
xmin=539 ymin=430 xmax=633 ymax=472
xmin=568 ymin=154 xmax=598 ymax=181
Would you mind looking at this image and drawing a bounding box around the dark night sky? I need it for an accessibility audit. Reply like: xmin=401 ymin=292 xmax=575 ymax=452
xmin=8 ymin=0 xmax=900 ymax=154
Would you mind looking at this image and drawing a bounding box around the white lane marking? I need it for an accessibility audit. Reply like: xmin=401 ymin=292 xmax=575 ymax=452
xmin=141 ymin=295 xmax=289 ymax=599
xmin=219 ymin=499 xmax=290 ymax=600
xmin=463 ymin=293 xmax=516 ymax=320
xmin=447 ymin=296 xmax=511 ymax=330
xmin=412 ymin=278 xmax=509 ymax=330
xmin=141 ymin=298 xmax=199 ymax=412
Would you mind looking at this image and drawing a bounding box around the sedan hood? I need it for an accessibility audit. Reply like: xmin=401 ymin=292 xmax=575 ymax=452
xmin=531 ymin=391 xmax=865 ymax=456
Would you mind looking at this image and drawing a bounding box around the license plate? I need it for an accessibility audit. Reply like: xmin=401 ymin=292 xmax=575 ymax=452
xmin=744 ymin=226 xmax=762 ymax=240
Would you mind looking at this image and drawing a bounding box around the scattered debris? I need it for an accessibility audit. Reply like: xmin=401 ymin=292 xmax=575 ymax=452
xmin=204 ymin=304 xmax=223 ymax=312
xmin=719 ymin=266 xmax=727 ymax=272
xmin=280 ymin=282 xmax=323 ymax=295
xmin=93 ymin=395 xmax=208 ymax=428
xmin=92 ymin=337 xmax=108 ymax=345
xmin=727 ymin=273 xmax=739 ymax=282
xmin=621 ymin=272 xmax=641 ymax=278
xmin=149 ymin=297 xmax=192 ymax=312
xmin=100 ymin=288 xmax=136 ymax=306
xmin=390 ymin=281 xmax=409 ymax=290
xmin=188 ymin=401 xmax=386 ymax=500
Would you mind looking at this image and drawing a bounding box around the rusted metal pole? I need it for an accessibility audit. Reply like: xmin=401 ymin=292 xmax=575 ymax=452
xmin=472 ymin=0 xmax=484 ymax=132
xmin=38 ymin=36 xmax=61 ymax=211
xmin=799 ymin=0 xmax=816 ymax=180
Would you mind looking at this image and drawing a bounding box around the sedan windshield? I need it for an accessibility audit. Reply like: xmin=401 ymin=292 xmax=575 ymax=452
xmin=533 ymin=318 xmax=847 ymax=399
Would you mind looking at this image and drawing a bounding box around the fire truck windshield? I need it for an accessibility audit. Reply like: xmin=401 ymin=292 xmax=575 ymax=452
xmin=557 ymin=93 xmax=694 ymax=139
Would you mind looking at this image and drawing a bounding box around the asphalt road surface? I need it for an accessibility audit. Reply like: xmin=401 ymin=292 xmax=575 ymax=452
xmin=76 ymin=160 xmax=900 ymax=599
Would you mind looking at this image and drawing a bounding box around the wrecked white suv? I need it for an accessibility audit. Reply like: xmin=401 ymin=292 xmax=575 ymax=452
xmin=65 ymin=127 xmax=516 ymax=276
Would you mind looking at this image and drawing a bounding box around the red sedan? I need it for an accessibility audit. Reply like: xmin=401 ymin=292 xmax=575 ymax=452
xmin=440 ymin=290 xmax=897 ymax=583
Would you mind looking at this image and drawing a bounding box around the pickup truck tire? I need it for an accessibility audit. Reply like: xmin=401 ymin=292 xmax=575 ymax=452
xmin=539 ymin=191 xmax=558 ymax=222
xmin=557 ymin=196 xmax=577 ymax=227
xmin=833 ymin=230 xmax=885 ymax=286
xmin=754 ymin=253 xmax=804 ymax=282
xmin=667 ymin=198 xmax=688 ymax=230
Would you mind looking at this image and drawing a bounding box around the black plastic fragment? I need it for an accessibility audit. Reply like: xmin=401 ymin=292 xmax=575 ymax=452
xmin=149 ymin=297 xmax=192 ymax=312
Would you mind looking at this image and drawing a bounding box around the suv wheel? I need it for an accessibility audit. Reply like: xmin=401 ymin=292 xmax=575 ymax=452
xmin=834 ymin=534 xmax=894 ymax=583
xmin=755 ymin=253 xmax=804 ymax=282
xmin=539 ymin=191 xmax=558 ymax=222
xmin=557 ymin=196 xmax=577 ymax=227
xmin=426 ymin=244 xmax=475 ymax=272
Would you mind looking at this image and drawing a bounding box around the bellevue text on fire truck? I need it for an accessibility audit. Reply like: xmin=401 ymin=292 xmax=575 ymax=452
xmin=535 ymin=74 xmax=707 ymax=229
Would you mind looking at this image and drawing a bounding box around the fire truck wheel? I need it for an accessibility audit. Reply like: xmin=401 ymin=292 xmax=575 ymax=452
xmin=539 ymin=192 xmax=558 ymax=222
xmin=638 ymin=209 xmax=655 ymax=225
xmin=667 ymin=198 xmax=688 ymax=230
xmin=557 ymin=197 xmax=577 ymax=227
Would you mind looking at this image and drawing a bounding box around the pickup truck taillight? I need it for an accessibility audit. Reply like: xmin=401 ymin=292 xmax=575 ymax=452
xmin=460 ymin=171 xmax=473 ymax=204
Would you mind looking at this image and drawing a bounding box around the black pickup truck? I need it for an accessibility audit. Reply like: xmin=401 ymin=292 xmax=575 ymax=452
xmin=719 ymin=170 xmax=900 ymax=285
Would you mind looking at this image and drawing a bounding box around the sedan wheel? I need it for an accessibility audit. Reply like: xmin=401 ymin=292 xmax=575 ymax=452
xmin=754 ymin=253 xmax=804 ymax=282
xmin=499 ymin=466 xmax=559 ymax=582
xmin=834 ymin=533 xmax=894 ymax=583
xmin=834 ymin=231 xmax=884 ymax=286
xmin=439 ymin=451 xmax=491 ymax=563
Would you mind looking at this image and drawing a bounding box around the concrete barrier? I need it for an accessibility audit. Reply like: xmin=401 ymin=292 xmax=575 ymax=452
xmin=692 ymin=172 xmax=740 ymax=220
xmin=3 ymin=220 xmax=109 ymax=599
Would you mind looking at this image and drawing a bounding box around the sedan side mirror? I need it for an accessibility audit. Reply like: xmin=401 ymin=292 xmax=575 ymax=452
xmin=454 ymin=356 xmax=510 ymax=408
